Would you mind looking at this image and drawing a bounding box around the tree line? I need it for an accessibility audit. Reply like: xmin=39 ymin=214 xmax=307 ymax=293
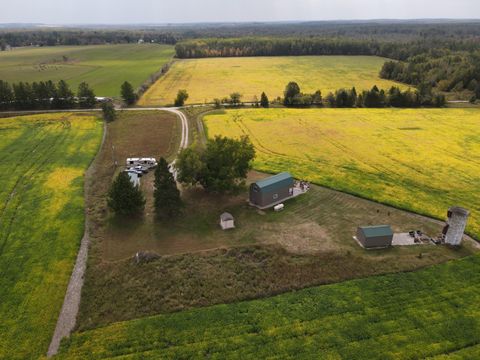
xmin=0 ymin=79 xmax=96 ymax=110
xmin=323 ymin=84 xmax=446 ymax=108
xmin=0 ymin=79 xmax=140 ymax=111
xmin=0 ymin=30 xmax=176 ymax=48
xmin=174 ymin=37 xmax=480 ymax=61
xmin=380 ymin=51 xmax=480 ymax=97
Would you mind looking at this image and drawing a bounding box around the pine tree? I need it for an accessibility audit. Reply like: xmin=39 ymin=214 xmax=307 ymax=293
xmin=102 ymin=101 xmax=117 ymax=122
xmin=121 ymin=81 xmax=136 ymax=106
xmin=154 ymin=158 xmax=182 ymax=220
xmin=78 ymin=82 xmax=96 ymax=108
xmin=260 ymin=92 xmax=269 ymax=108
xmin=107 ymin=171 xmax=145 ymax=216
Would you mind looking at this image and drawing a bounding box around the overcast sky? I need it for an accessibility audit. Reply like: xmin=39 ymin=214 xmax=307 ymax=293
xmin=1 ymin=0 xmax=479 ymax=24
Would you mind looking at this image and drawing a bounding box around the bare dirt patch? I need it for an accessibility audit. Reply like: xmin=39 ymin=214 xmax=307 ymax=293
xmin=260 ymin=221 xmax=333 ymax=254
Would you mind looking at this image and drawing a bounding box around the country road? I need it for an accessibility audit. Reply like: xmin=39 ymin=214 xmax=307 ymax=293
xmin=46 ymin=107 xmax=189 ymax=357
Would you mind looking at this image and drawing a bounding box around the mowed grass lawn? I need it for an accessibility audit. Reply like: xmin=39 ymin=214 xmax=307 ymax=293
xmin=204 ymin=108 xmax=480 ymax=239
xmin=57 ymin=255 xmax=480 ymax=359
xmin=0 ymin=44 xmax=174 ymax=97
xmin=138 ymin=56 xmax=407 ymax=106
xmin=0 ymin=113 xmax=102 ymax=359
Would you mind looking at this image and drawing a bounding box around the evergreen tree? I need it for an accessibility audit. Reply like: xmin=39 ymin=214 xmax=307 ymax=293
xmin=0 ymin=80 xmax=13 ymax=110
xmin=78 ymin=82 xmax=96 ymax=108
xmin=107 ymin=171 xmax=145 ymax=216
xmin=102 ymin=101 xmax=117 ymax=122
xmin=260 ymin=92 xmax=269 ymax=108
xmin=121 ymin=81 xmax=136 ymax=105
xmin=154 ymin=158 xmax=182 ymax=220
xmin=53 ymin=80 xmax=75 ymax=109
xmin=13 ymin=82 xmax=35 ymax=109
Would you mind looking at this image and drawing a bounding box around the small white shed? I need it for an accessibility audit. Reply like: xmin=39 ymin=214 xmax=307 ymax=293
xmin=220 ymin=212 xmax=235 ymax=230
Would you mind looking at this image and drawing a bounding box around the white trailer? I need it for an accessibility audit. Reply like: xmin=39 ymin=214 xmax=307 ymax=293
xmin=126 ymin=157 xmax=158 ymax=169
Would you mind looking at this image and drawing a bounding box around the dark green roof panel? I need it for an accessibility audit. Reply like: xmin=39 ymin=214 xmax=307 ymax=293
xmin=254 ymin=172 xmax=294 ymax=192
xmin=359 ymin=225 xmax=393 ymax=238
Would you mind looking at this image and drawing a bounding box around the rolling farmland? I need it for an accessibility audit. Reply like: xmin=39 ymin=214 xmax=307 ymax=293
xmin=0 ymin=44 xmax=174 ymax=97
xmin=0 ymin=113 xmax=102 ymax=359
xmin=138 ymin=56 xmax=407 ymax=106
xmin=57 ymin=255 xmax=480 ymax=359
xmin=203 ymin=108 xmax=480 ymax=239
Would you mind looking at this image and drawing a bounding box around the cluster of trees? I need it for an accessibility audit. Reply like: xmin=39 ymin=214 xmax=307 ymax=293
xmin=107 ymin=136 xmax=255 ymax=218
xmin=283 ymin=82 xmax=322 ymax=107
xmin=325 ymin=85 xmax=446 ymax=108
xmin=0 ymin=30 xmax=176 ymax=48
xmin=108 ymin=158 xmax=182 ymax=219
xmin=380 ymin=52 xmax=480 ymax=96
xmin=177 ymin=136 xmax=255 ymax=194
xmin=280 ymin=82 xmax=445 ymax=108
xmin=0 ymin=79 xmax=96 ymax=110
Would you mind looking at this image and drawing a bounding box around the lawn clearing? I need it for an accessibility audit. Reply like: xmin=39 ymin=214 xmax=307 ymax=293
xmin=0 ymin=113 xmax=102 ymax=359
xmin=0 ymin=44 xmax=174 ymax=97
xmin=138 ymin=56 xmax=407 ymax=106
xmin=57 ymin=254 xmax=480 ymax=359
xmin=203 ymin=108 xmax=480 ymax=239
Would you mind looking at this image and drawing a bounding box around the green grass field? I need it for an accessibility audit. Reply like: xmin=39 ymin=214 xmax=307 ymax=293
xmin=139 ymin=56 xmax=407 ymax=106
xmin=204 ymin=108 xmax=480 ymax=239
xmin=57 ymin=254 xmax=480 ymax=359
xmin=0 ymin=44 xmax=174 ymax=97
xmin=0 ymin=113 xmax=102 ymax=359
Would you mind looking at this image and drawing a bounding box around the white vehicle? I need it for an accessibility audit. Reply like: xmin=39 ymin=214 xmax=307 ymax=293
xmin=126 ymin=157 xmax=158 ymax=169
xmin=124 ymin=168 xmax=143 ymax=177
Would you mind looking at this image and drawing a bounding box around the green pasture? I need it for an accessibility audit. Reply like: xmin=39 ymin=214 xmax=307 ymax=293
xmin=0 ymin=44 xmax=174 ymax=97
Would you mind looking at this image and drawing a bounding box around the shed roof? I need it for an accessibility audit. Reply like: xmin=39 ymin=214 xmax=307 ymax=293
xmin=359 ymin=225 xmax=393 ymax=238
xmin=220 ymin=212 xmax=234 ymax=221
xmin=254 ymin=172 xmax=293 ymax=190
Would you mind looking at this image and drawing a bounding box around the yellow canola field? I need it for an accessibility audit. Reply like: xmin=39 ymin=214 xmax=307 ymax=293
xmin=139 ymin=56 xmax=407 ymax=106
xmin=204 ymin=108 xmax=480 ymax=238
xmin=0 ymin=113 xmax=102 ymax=359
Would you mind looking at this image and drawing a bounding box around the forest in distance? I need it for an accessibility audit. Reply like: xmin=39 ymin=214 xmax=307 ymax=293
xmin=2 ymin=21 xmax=480 ymax=96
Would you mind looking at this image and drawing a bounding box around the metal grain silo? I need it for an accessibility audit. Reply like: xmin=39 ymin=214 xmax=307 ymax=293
xmin=443 ymin=206 xmax=470 ymax=246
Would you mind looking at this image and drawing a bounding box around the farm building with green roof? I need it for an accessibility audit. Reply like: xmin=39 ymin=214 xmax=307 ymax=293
xmin=249 ymin=172 xmax=295 ymax=209
xmin=356 ymin=225 xmax=394 ymax=249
